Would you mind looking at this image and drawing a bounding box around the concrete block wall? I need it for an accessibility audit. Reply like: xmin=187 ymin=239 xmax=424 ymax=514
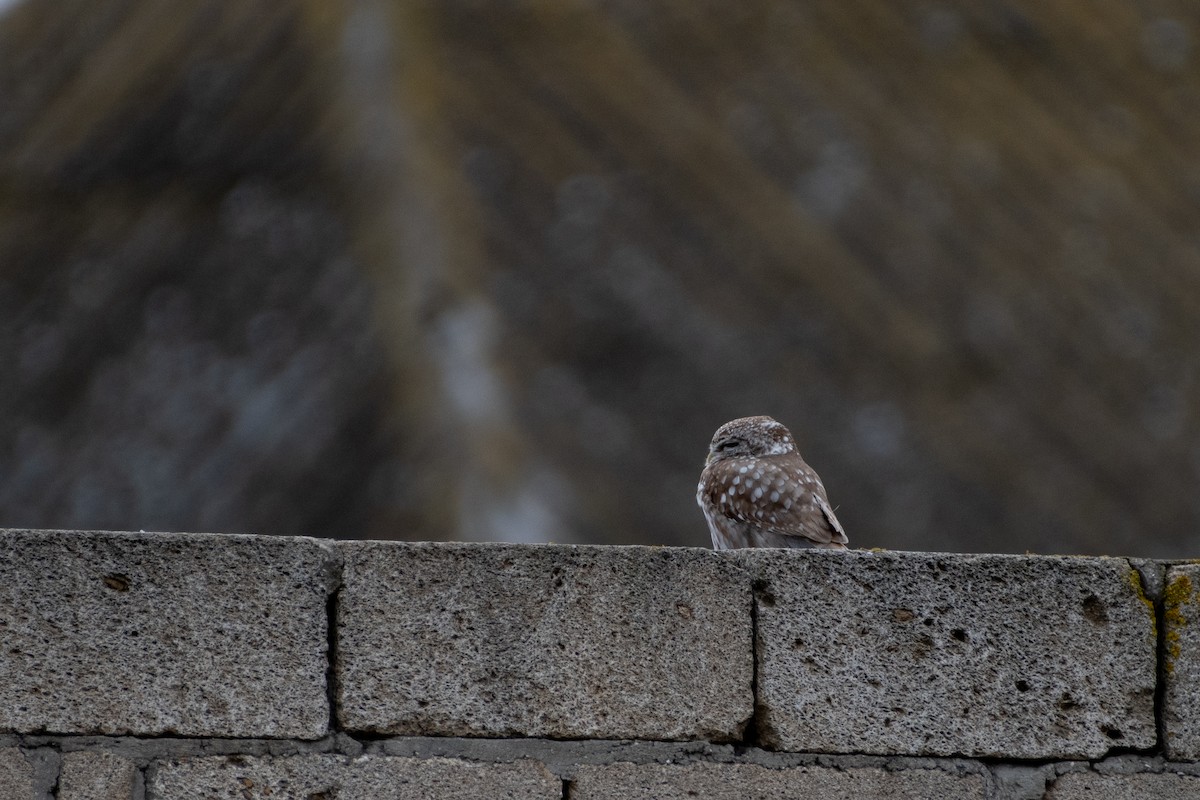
xmin=1 ymin=529 xmax=1199 ymax=798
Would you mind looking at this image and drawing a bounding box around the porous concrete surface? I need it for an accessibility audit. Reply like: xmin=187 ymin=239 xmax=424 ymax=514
xmin=1047 ymin=771 xmax=1200 ymax=798
xmin=365 ymin=735 xmax=990 ymax=776
xmin=0 ymin=529 xmax=335 ymax=738
xmin=989 ymin=763 xmax=1055 ymax=800
xmin=151 ymin=754 xmax=561 ymax=799
xmin=0 ymin=749 xmax=33 ymax=799
xmin=337 ymin=542 xmax=753 ymax=740
xmin=58 ymin=751 xmax=138 ymax=800
xmin=742 ymin=550 xmax=1156 ymax=758
xmin=570 ymin=762 xmax=985 ymax=799
xmin=1164 ymin=565 xmax=1200 ymax=759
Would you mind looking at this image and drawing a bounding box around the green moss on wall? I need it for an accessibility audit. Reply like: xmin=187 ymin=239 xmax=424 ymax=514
xmin=1163 ymin=573 xmax=1193 ymax=677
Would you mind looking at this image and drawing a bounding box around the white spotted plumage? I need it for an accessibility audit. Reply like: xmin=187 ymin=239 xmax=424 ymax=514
xmin=696 ymin=415 xmax=849 ymax=550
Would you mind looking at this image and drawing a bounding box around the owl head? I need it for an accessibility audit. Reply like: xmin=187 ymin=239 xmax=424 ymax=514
xmin=705 ymin=415 xmax=798 ymax=465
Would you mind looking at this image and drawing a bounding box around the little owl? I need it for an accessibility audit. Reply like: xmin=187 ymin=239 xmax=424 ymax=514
xmin=697 ymin=415 xmax=849 ymax=550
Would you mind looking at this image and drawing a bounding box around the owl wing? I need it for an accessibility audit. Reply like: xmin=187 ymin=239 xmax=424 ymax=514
xmin=701 ymin=456 xmax=847 ymax=547
xmin=812 ymin=492 xmax=849 ymax=546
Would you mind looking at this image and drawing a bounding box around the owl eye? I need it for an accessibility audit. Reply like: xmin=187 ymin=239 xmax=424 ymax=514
xmin=718 ymin=439 xmax=741 ymax=451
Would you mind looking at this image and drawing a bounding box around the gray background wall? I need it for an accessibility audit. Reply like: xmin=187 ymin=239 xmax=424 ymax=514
xmin=3 ymin=1 xmax=1200 ymax=557
xmin=3 ymin=528 xmax=1200 ymax=798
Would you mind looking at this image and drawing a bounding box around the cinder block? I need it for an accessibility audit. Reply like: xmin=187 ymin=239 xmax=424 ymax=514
xmin=59 ymin=751 xmax=137 ymax=800
xmin=1164 ymin=565 xmax=1200 ymax=758
xmin=0 ymin=749 xmax=33 ymax=799
xmin=571 ymin=762 xmax=985 ymax=799
xmin=0 ymin=529 xmax=334 ymax=738
xmin=336 ymin=542 xmax=753 ymax=740
xmin=151 ymin=755 xmax=561 ymax=799
xmin=744 ymin=550 xmax=1156 ymax=758
xmin=1048 ymin=771 xmax=1200 ymax=798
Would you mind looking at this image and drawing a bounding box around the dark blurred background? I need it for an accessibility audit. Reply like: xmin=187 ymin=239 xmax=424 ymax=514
xmin=1 ymin=0 xmax=1198 ymax=556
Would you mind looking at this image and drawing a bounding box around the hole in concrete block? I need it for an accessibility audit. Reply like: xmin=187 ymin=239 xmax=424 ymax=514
xmin=102 ymin=573 xmax=130 ymax=592
xmin=753 ymin=580 xmax=776 ymax=607
xmin=1058 ymin=692 xmax=1080 ymax=710
xmin=1082 ymin=594 xmax=1108 ymax=624
xmin=1015 ymin=679 xmax=1031 ymax=692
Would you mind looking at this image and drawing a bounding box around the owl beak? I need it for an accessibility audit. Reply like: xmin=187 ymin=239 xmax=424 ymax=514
xmin=704 ymin=448 xmax=716 ymax=467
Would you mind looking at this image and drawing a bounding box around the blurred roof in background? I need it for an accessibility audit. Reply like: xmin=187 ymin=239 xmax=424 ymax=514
xmin=1 ymin=0 xmax=1199 ymax=557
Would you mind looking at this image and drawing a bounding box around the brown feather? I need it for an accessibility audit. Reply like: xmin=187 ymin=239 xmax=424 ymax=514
xmin=697 ymin=416 xmax=848 ymax=550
